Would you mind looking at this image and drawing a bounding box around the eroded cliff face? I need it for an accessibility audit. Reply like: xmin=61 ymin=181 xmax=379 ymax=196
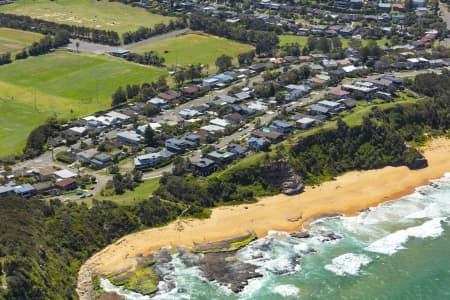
xmin=260 ymin=159 xmax=304 ymax=195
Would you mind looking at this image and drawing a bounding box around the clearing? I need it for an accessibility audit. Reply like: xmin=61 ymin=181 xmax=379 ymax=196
xmin=75 ymin=177 xmax=161 ymax=207
xmin=0 ymin=0 xmax=174 ymax=35
xmin=0 ymin=27 xmax=43 ymax=54
xmin=129 ymin=33 xmax=255 ymax=69
xmin=0 ymin=50 xmax=167 ymax=157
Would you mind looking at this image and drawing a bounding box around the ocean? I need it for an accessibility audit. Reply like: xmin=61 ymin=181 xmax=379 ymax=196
xmin=101 ymin=173 xmax=450 ymax=300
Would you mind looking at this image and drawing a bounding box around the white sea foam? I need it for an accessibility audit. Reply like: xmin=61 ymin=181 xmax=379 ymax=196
xmin=100 ymin=278 xmax=151 ymax=300
xmin=366 ymin=218 xmax=446 ymax=255
xmin=272 ymin=284 xmax=300 ymax=297
xmin=324 ymin=253 xmax=372 ymax=276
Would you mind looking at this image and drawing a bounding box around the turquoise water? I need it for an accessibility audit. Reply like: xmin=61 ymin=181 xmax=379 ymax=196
xmin=102 ymin=173 xmax=450 ymax=300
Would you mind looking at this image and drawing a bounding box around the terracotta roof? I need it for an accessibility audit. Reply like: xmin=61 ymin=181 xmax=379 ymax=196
xmin=55 ymin=178 xmax=76 ymax=188
xmin=329 ymin=89 xmax=350 ymax=96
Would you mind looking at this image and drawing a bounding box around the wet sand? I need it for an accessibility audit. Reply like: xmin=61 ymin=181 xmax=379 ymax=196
xmin=81 ymin=138 xmax=450 ymax=279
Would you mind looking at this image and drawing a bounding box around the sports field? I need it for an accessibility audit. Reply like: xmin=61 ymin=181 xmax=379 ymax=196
xmin=279 ymin=35 xmax=390 ymax=48
xmin=130 ymin=33 xmax=255 ymax=69
xmin=0 ymin=50 xmax=167 ymax=157
xmin=0 ymin=27 xmax=43 ymax=54
xmin=0 ymin=0 xmax=174 ymax=35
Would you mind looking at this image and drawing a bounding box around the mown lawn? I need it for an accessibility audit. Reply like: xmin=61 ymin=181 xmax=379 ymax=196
xmin=0 ymin=27 xmax=43 ymax=54
xmin=0 ymin=50 xmax=167 ymax=157
xmin=77 ymin=177 xmax=161 ymax=206
xmin=0 ymin=0 xmax=174 ymax=35
xmin=130 ymin=33 xmax=255 ymax=69
xmin=279 ymin=34 xmax=390 ymax=48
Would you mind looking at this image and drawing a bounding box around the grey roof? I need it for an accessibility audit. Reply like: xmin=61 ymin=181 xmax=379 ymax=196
xmin=14 ymin=184 xmax=35 ymax=194
xmin=193 ymin=158 xmax=216 ymax=168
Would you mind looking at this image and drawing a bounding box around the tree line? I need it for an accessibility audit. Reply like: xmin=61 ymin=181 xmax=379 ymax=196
xmin=0 ymin=13 xmax=121 ymax=45
xmin=122 ymin=19 xmax=187 ymax=44
xmin=0 ymin=30 xmax=71 ymax=66
xmin=189 ymin=13 xmax=279 ymax=55
xmin=111 ymin=76 xmax=168 ymax=106
xmin=124 ymin=51 xmax=165 ymax=67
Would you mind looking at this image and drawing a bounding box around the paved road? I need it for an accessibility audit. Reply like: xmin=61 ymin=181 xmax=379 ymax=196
xmin=66 ymin=29 xmax=189 ymax=54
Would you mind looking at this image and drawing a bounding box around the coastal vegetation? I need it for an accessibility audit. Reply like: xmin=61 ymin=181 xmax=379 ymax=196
xmin=129 ymin=33 xmax=255 ymax=70
xmin=0 ymin=51 xmax=166 ymax=157
xmin=0 ymin=72 xmax=448 ymax=299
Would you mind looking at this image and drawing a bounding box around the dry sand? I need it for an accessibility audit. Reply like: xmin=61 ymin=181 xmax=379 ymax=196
xmin=85 ymin=138 xmax=450 ymax=276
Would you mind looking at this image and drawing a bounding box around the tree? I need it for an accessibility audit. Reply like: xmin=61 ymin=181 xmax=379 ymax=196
xmin=111 ymin=86 xmax=127 ymax=106
xmin=174 ymin=71 xmax=185 ymax=88
xmin=317 ymin=37 xmax=331 ymax=53
xmin=144 ymin=125 xmax=156 ymax=147
xmin=172 ymin=157 xmax=188 ymax=176
xmin=331 ymin=37 xmax=342 ymax=50
xmin=144 ymin=103 xmax=161 ymax=117
xmin=215 ymin=54 xmax=233 ymax=72
xmin=133 ymin=169 xmax=143 ymax=182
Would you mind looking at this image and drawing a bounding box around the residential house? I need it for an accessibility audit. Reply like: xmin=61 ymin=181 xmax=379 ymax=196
xmin=90 ymin=153 xmax=114 ymax=170
xmin=341 ymin=83 xmax=378 ymax=99
xmin=234 ymin=91 xmax=252 ymax=101
xmin=54 ymin=169 xmax=77 ymax=179
xmin=207 ymin=150 xmax=236 ymax=164
xmin=249 ymin=63 xmax=267 ymax=73
xmin=0 ymin=184 xmax=15 ymax=198
xmin=182 ymin=85 xmax=200 ymax=97
xmin=14 ymin=184 xmax=36 ymax=198
xmin=63 ymin=126 xmax=87 ymax=139
xmin=251 ymin=129 xmax=284 ymax=143
xmin=308 ymin=104 xmax=333 ymax=116
xmin=296 ymin=117 xmax=320 ymax=129
xmin=165 ymin=137 xmax=196 ymax=153
xmin=33 ymin=182 xmax=54 ymax=195
xmin=179 ymin=109 xmax=201 ymax=119
xmin=248 ymin=136 xmax=270 ymax=151
xmin=224 ymin=112 xmax=245 ymax=125
xmin=227 ymin=144 xmax=248 ymax=158
xmin=284 ymin=84 xmax=311 ymax=102
xmin=328 ymin=89 xmax=351 ymax=100
xmin=35 ymin=167 xmax=56 ymax=181
xmin=134 ymin=153 xmax=161 ymax=170
xmin=147 ymin=97 xmax=169 ymax=109
xmin=209 ymin=118 xmax=230 ymax=128
xmin=77 ymin=148 xmax=98 ymax=163
xmin=192 ymin=158 xmax=218 ymax=176
xmin=338 ymin=98 xmax=357 ymax=109
xmin=55 ymin=178 xmax=77 ymax=191
xmin=117 ymin=131 xmax=142 ymax=146
xmin=317 ymin=100 xmax=342 ymax=112
xmin=184 ymin=133 xmax=201 ymax=145
xmin=269 ymin=120 xmax=293 ymax=134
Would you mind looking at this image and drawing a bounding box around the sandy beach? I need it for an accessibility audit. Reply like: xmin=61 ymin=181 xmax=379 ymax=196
xmin=80 ymin=138 xmax=450 ymax=282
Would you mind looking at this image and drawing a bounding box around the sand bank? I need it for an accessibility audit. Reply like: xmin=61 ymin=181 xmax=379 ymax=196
xmin=81 ymin=138 xmax=450 ymax=280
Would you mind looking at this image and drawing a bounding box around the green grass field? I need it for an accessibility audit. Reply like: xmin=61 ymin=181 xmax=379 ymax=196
xmin=130 ymin=33 xmax=255 ymax=69
xmin=0 ymin=50 xmax=166 ymax=157
xmin=0 ymin=27 xmax=43 ymax=54
xmin=0 ymin=0 xmax=174 ymax=35
xmin=76 ymin=177 xmax=161 ymax=206
xmin=279 ymin=35 xmax=390 ymax=48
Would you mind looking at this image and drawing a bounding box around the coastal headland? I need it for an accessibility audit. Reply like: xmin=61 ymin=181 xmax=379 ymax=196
xmin=77 ymin=137 xmax=450 ymax=298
